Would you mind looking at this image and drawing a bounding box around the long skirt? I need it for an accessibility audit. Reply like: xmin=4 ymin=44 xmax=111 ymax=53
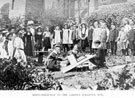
xmin=79 ymin=38 xmax=88 ymax=51
xmin=25 ymin=41 xmax=33 ymax=56
xmin=31 ymin=37 xmax=35 ymax=56
xmin=43 ymin=37 xmax=51 ymax=51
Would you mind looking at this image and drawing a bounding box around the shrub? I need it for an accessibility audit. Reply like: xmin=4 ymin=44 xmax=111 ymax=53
xmin=87 ymin=2 xmax=135 ymax=26
xmin=0 ymin=58 xmax=62 ymax=90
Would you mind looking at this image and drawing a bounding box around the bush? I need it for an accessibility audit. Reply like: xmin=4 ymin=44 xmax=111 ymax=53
xmin=97 ymin=65 xmax=135 ymax=90
xmin=0 ymin=58 xmax=62 ymax=90
xmin=87 ymin=2 xmax=135 ymax=26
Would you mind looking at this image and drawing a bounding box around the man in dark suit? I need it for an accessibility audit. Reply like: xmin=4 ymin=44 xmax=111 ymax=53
xmin=89 ymin=40 xmax=108 ymax=69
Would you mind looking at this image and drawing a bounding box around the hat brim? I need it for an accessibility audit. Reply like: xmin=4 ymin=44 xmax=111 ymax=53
xmin=80 ymin=22 xmax=87 ymax=26
xmin=6 ymin=33 xmax=13 ymax=38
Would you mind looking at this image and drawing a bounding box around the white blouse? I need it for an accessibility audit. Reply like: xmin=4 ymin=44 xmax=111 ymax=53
xmin=62 ymin=29 xmax=69 ymax=44
xmin=54 ymin=30 xmax=61 ymax=44
xmin=79 ymin=28 xmax=88 ymax=40
xmin=0 ymin=38 xmax=8 ymax=58
xmin=13 ymin=37 xmax=27 ymax=62
xmin=68 ymin=29 xmax=73 ymax=44
xmin=44 ymin=31 xmax=51 ymax=37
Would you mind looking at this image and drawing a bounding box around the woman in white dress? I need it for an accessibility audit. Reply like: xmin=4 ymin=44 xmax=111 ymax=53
xmin=92 ymin=21 xmax=101 ymax=53
xmin=62 ymin=24 xmax=69 ymax=52
xmin=53 ymin=25 xmax=62 ymax=46
xmin=12 ymin=31 xmax=27 ymax=62
xmin=0 ymin=32 xmax=8 ymax=59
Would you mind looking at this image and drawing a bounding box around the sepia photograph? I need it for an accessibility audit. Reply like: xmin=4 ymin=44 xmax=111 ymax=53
xmin=0 ymin=0 xmax=135 ymax=97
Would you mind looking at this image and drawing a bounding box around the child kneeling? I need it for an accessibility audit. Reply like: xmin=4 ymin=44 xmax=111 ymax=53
xmin=45 ymin=44 xmax=62 ymax=71
xmin=89 ymin=40 xmax=108 ymax=69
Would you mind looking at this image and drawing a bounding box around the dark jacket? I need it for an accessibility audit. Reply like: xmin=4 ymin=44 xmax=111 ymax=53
xmin=109 ymin=29 xmax=118 ymax=42
xmin=128 ymin=29 xmax=135 ymax=41
xmin=72 ymin=30 xmax=76 ymax=40
xmin=87 ymin=28 xmax=93 ymax=40
xmin=90 ymin=48 xmax=105 ymax=66
xmin=46 ymin=51 xmax=62 ymax=71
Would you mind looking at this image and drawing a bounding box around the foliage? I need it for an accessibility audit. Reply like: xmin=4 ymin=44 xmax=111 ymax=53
xmin=87 ymin=3 xmax=135 ymax=26
xmin=0 ymin=58 xmax=62 ymax=90
xmin=97 ymin=64 xmax=135 ymax=90
xmin=0 ymin=15 xmax=11 ymax=29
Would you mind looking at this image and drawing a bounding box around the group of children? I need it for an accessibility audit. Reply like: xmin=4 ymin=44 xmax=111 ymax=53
xmin=1 ymin=17 xmax=134 ymax=72
xmin=45 ymin=40 xmax=108 ymax=72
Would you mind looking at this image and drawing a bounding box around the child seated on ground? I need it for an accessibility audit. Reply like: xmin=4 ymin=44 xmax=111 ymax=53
xmin=89 ymin=40 xmax=108 ymax=69
xmin=45 ymin=44 xmax=63 ymax=71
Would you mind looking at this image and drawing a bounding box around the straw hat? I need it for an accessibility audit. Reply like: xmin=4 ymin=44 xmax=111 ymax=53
xmin=94 ymin=40 xmax=102 ymax=49
xmin=80 ymin=22 xmax=87 ymax=27
xmin=27 ymin=20 xmax=34 ymax=25
xmin=55 ymin=43 xmax=61 ymax=48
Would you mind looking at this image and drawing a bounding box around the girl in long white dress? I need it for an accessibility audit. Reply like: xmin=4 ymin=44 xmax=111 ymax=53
xmin=53 ymin=25 xmax=62 ymax=45
xmin=0 ymin=32 xmax=8 ymax=59
xmin=12 ymin=32 xmax=27 ymax=62
xmin=62 ymin=24 xmax=69 ymax=52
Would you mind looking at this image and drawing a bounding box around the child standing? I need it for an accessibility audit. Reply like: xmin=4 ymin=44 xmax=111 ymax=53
xmin=53 ymin=25 xmax=62 ymax=46
xmin=62 ymin=24 xmax=69 ymax=52
xmin=43 ymin=26 xmax=51 ymax=51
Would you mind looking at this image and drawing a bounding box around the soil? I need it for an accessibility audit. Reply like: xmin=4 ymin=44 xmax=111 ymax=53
xmin=52 ymin=56 xmax=135 ymax=90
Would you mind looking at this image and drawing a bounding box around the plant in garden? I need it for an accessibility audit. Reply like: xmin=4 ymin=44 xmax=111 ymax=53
xmin=0 ymin=58 xmax=62 ymax=90
xmin=87 ymin=3 xmax=135 ymax=26
xmin=96 ymin=64 xmax=135 ymax=90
